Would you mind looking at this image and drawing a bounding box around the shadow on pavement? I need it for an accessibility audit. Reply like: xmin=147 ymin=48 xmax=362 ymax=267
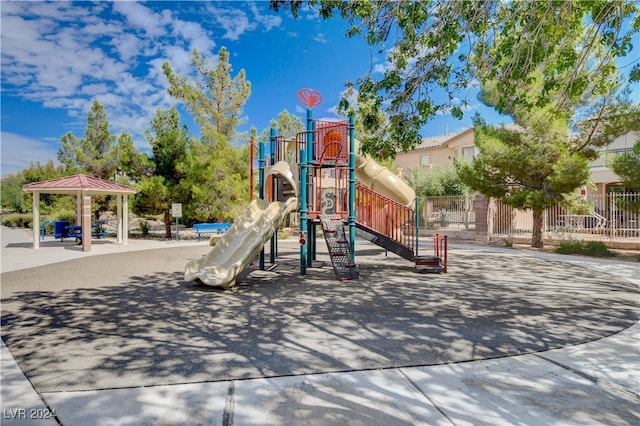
xmin=1 ymin=246 xmax=638 ymax=394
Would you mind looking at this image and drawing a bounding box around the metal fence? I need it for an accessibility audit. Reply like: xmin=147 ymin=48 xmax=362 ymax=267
xmin=421 ymin=194 xmax=476 ymax=230
xmin=421 ymin=192 xmax=639 ymax=243
xmin=489 ymin=192 xmax=640 ymax=241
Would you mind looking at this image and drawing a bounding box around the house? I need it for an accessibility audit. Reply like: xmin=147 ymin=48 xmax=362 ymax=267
xmin=589 ymin=130 xmax=638 ymax=196
xmin=395 ymin=126 xmax=638 ymax=193
xmin=395 ymin=127 xmax=475 ymax=176
xmin=394 ymin=127 xmax=638 ymax=244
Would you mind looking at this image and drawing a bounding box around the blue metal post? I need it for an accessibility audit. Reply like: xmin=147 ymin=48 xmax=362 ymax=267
xmin=258 ymin=140 xmax=265 ymax=270
xmin=299 ymin=148 xmax=307 ymax=275
xmin=269 ymin=128 xmax=277 ymax=263
xmin=348 ymin=115 xmax=356 ymax=261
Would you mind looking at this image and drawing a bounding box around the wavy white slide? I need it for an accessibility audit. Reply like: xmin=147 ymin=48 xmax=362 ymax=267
xmin=184 ymin=196 xmax=298 ymax=287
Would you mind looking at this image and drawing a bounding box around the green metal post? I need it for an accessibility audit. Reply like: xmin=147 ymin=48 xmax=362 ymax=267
xmin=299 ymin=147 xmax=307 ymax=275
xmin=270 ymin=128 xmax=277 ymax=263
xmin=348 ymin=115 xmax=356 ymax=261
xmin=306 ymin=108 xmax=314 ymax=267
xmin=259 ymin=140 xmax=265 ymax=270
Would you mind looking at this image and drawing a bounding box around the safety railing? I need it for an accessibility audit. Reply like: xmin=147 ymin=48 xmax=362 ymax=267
xmin=293 ymin=120 xmax=349 ymax=165
xmin=355 ymin=183 xmax=416 ymax=253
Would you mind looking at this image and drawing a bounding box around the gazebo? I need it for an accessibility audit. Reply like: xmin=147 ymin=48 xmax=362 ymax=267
xmin=22 ymin=174 xmax=136 ymax=252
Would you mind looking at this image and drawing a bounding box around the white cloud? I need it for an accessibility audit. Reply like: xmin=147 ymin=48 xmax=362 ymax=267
xmin=203 ymin=2 xmax=282 ymax=41
xmin=0 ymin=132 xmax=61 ymax=175
xmin=112 ymin=32 xmax=147 ymax=62
xmin=313 ymin=33 xmax=328 ymax=43
xmin=248 ymin=2 xmax=282 ymax=31
xmin=207 ymin=6 xmax=256 ymax=41
xmin=0 ymin=1 xmax=287 ymax=164
xmin=171 ymin=18 xmax=216 ymax=54
xmin=373 ymin=62 xmax=391 ymax=74
xmin=112 ymin=1 xmax=166 ymax=37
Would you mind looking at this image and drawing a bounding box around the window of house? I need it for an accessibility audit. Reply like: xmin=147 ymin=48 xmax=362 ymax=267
xmin=420 ymin=154 xmax=430 ymax=167
xmin=461 ymin=146 xmax=478 ymax=160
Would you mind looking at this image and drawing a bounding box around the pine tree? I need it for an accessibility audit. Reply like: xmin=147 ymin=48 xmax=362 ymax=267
xmin=162 ymin=48 xmax=252 ymax=221
xmin=58 ymin=100 xmax=118 ymax=180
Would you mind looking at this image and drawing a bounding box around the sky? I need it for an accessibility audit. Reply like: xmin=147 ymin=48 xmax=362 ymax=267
xmin=1 ymin=1 xmax=637 ymax=176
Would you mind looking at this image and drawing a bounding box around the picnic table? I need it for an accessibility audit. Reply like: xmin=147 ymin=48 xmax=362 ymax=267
xmin=193 ymin=223 xmax=231 ymax=241
xmin=66 ymin=223 xmax=109 ymax=241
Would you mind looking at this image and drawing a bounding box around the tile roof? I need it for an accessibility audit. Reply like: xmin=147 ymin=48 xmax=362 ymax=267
xmin=22 ymin=174 xmax=136 ymax=194
xmin=411 ymin=128 xmax=473 ymax=151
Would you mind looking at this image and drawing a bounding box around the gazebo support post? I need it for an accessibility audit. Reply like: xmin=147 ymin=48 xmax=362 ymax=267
xmin=122 ymin=195 xmax=129 ymax=245
xmin=32 ymin=192 xmax=40 ymax=249
xmin=117 ymin=195 xmax=123 ymax=243
xmin=81 ymin=193 xmax=92 ymax=252
xmin=75 ymin=193 xmax=82 ymax=225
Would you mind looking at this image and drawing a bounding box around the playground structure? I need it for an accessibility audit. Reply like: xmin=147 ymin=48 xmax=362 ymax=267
xmin=184 ymin=107 xmax=447 ymax=288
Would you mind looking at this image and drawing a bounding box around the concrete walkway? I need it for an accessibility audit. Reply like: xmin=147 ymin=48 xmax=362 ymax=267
xmin=1 ymin=226 xmax=638 ymax=425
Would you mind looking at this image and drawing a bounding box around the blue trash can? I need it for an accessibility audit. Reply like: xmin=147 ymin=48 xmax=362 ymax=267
xmin=54 ymin=221 xmax=70 ymax=240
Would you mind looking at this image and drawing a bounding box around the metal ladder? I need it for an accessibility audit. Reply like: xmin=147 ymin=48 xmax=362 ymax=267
xmin=320 ymin=216 xmax=359 ymax=281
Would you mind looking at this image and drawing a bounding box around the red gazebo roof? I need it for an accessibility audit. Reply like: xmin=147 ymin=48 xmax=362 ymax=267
xmin=22 ymin=174 xmax=136 ymax=195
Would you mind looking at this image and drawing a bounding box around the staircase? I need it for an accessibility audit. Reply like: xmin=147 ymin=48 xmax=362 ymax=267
xmin=320 ymin=216 xmax=359 ymax=281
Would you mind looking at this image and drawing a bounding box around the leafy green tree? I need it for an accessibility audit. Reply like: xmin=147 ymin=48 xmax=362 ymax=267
xmin=457 ymin=114 xmax=591 ymax=248
xmin=180 ymin=138 xmax=246 ymax=222
xmin=459 ymin=51 xmax=638 ymax=249
xmin=57 ymin=100 xmax=120 ymax=219
xmin=610 ymin=139 xmax=640 ymax=190
xmin=162 ymin=48 xmax=252 ymax=220
xmin=271 ymin=1 xmax=639 ymax=155
xmin=259 ymin=109 xmax=305 ymax=165
xmin=1 ymin=174 xmax=23 ymax=211
xmin=406 ymin=165 xmax=466 ymax=197
xmin=13 ymin=160 xmax=70 ymax=213
xmin=337 ymin=87 xmax=393 ymax=159
xmin=58 ymin=100 xmax=118 ymax=179
xmin=265 ymin=109 xmax=305 ymax=140
xmin=162 ymin=47 xmax=251 ymax=143
xmin=116 ymin=131 xmax=152 ymax=183
xmin=133 ymin=107 xmax=190 ymax=238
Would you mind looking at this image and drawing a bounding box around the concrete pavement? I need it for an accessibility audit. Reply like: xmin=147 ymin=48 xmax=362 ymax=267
xmin=1 ymin=226 xmax=639 ymax=425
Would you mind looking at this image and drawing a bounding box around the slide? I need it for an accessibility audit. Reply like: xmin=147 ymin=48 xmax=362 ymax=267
xmin=355 ymin=154 xmax=415 ymax=207
xmin=184 ymin=161 xmax=298 ymax=288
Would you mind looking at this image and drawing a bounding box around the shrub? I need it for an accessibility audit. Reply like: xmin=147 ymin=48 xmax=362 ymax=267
xmin=50 ymin=209 xmax=76 ymax=224
xmin=556 ymin=240 xmax=583 ymax=255
xmin=278 ymin=229 xmax=291 ymax=239
xmin=582 ymin=241 xmax=615 ymax=257
xmin=139 ymin=220 xmax=150 ymax=237
xmin=1 ymin=213 xmax=32 ymax=228
xmin=556 ymin=240 xmax=615 ymax=257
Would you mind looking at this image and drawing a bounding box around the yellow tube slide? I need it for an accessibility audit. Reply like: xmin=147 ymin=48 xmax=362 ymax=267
xmin=355 ymin=154 xmax=415 ymax=207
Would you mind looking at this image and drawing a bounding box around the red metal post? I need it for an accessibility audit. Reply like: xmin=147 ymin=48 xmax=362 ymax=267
xmin=443 ymin=235 xmax=448 ymax=273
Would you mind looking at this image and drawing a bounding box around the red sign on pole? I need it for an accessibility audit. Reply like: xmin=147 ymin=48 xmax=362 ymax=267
xmin=297 ymin=88 xmax=323 ymax=108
